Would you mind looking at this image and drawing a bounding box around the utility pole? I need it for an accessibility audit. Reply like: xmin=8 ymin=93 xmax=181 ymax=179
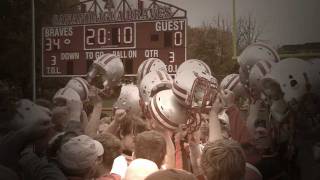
xmin=232 ymin=0 xmax=237 ymax=60
xmin=32 ymin=0 xmax=36 ymax=101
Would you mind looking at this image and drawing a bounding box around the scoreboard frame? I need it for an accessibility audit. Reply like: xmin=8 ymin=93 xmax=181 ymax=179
xmin=41 ymin=0 xmax=187 ymax=77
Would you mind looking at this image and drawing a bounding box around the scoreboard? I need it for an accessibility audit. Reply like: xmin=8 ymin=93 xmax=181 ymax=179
xmin=42 ymin=18 xmax=187 ymax=77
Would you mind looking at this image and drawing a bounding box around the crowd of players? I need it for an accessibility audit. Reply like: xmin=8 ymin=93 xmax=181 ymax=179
xmin=0 ymin=42 xmax=319 ymax=180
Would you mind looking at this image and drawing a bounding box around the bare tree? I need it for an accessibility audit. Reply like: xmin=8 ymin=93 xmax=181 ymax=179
xmin=187 ymin=19 xmax=235 ymax=78
xmin=237 ymin=13 xmax=263 ymax=52
xmin=210 ymin=13 xmax=263 ymax=54
xmin=187 ymin=13 xmax=264 ymax=78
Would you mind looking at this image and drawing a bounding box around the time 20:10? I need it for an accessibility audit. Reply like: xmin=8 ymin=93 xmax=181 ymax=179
xmin=86 ymin=26 xmax=134 ymax=46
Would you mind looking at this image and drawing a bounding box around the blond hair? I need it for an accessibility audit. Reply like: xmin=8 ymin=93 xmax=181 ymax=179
xmin=201 ymin=139 xmax=246 ymax=180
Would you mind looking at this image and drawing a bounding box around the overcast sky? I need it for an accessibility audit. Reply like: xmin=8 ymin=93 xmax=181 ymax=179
xmin=163 ymin=0 xmax=320 ymax=46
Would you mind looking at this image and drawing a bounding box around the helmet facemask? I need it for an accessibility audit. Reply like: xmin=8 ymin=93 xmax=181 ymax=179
xmin=187 ymin=76 xmax=218 ymax=113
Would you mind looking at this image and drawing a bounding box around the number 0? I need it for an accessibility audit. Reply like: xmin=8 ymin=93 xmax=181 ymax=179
xmin=174 ymin=32 xmax=183 ymax=46
xmin=97 ymin=28 xmax=106 ymax=45
xmin=167 ymin=65 xmax=178 ymax=73
xmin=123 ymin=27 xmax=133 ymax=44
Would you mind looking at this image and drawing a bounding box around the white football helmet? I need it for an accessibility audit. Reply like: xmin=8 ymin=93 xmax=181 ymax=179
xmin=262 ymin=58 xmax=312 ymax=108
xmin=87 ymin=53 xmax=124 ymax=89
xmin=238 ymin=42 xmax=280 ymax=85
xmin=53 ymin=87 xmax=81 ymax=106
xmin=270 ymin=99 xmax=290 ymax=123
xmin=176 ymin=59 xmax=211 ymax=75
xmin=136 ymin=58 xmax=167 ymax=85
xmin=13 ymin=99 xmax=51 ymax=129
xmin=249 ymin=60 xmax=275 ymax=96
xmin=139 ymin=70 xmax=172 ymax=109
xmin=172 ymin=69 xmax=218 ymax=111
xmin=149 ymin=89 xmax=187 ymax=131
xmin=113 ymin=84 xmax=142 ymax=117
xmin=65 ymin=77 xmax=89 ymax=101
xmin=220 ymin=74 xmax=248 ymax=98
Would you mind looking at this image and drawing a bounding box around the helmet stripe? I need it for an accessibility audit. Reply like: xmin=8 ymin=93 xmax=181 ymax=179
xmin=172 ymin=89 xmax=187 ymax=102
xmin=145 ymin=59 xmax=156 ymax=75
xmin=149 ymin=97 xmax=177 ymax=130
xmin=103 ymin=54 xmax=116 ymax=65
xmin=140 ymin=61 xmax=148 ymax=82
xmin=201 ymin=61 xmax=211 ymax=74
xmin=173 ymin=81 xmax=187 ymax=95
xmin=149 ymin=106 xmax=176 ymax=131
xmin=156 ymin=70 xmax=164 ymax=80
xmin=225 ymin=75 xmax=238 ymax=90
xmin=153 ymin=97 xmax=179 ymax=128
xmin=256 ymin=61 xmax=267 ymax=76
xmin=265 ymin=61 xmax=272 ymax=69
xmin=61 ymin=87 xmax=68 ymax=95
xmin=229 ymin=76 xmax=240 ymax=91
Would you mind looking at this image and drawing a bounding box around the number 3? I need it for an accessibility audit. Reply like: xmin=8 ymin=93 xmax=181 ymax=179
xmin=51 ymin=56 xmax=56 ymax=66
xmin=169 ymin=52 xmax=175 ymax=63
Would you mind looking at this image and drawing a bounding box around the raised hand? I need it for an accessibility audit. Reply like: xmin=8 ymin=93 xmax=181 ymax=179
xmin=211 ymin=93 xmax=224 ymax=114
xmin=113 ymin=108 xmax=127 ymax=124
xmin=66 ymin=99 xmax=83 ymax=122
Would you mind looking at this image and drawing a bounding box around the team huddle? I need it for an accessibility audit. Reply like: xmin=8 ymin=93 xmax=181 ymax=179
xmin=0 ymin=42 xmax=319 ymax=180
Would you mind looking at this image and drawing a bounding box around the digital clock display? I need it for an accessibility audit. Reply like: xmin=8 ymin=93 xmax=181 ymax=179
xmin=42 ymin=19 xmax=186 ymax=77
xmin=84 ymin=23 xmax=135 ymax=50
